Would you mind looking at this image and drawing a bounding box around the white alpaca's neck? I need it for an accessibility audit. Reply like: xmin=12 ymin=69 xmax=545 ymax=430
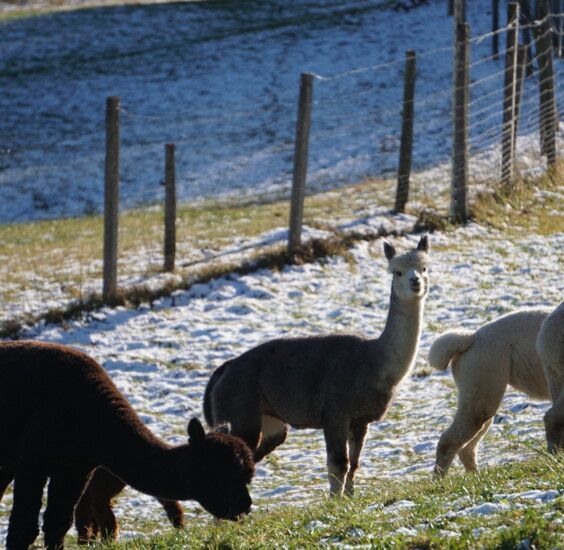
xmin=377 ymin=288 xmax=425 ymax=383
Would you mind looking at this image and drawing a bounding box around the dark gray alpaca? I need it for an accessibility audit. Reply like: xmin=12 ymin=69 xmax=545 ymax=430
xmin=204 ymin=235 xmax=430 ymax=496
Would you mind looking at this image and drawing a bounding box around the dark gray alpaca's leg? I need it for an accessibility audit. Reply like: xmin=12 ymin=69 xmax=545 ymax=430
xmin=6 ymin=470 xmax=48 ymax=550
xmin=0 ymin=468 xmax=15 ymax=501
xmin=158 ymin=499 xmax=185 ymax=528
xmin=253 ymin=415 xmax=288 ymax=462
xmin=212 ymin=381 xmax=262 ymax=451
xmin=344 ymin=422 xmax=368 ymax=496
xmin=42 ymin=469 xmax=92 ymax=550
xmin=323 ymin=422 xmax=349 ymax=497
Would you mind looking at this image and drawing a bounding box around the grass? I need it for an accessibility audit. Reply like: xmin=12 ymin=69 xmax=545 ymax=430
xmin=470 ymin=161 xmax=564 ymax=236
xmin=75 ymin=455 xmax=563 ymax=549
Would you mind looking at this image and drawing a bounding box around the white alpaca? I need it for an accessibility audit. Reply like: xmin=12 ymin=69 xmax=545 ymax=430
xmin=429 ymin=309 xmax=551 ymax=476
xmin=536 ymin=300 xmax=564 ymax=453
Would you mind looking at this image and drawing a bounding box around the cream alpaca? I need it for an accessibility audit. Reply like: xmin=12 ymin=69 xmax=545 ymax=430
xmin=429 ymin=309 xmax=551 ymax=476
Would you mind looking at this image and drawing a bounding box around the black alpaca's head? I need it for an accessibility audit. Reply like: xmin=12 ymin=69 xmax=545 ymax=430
xmin=185 ymin=417 xmax=255 ymax=520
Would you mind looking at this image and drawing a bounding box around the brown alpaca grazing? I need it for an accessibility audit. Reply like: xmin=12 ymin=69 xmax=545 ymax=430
xmin=75 ymin=467 xmax=184 ymax=544
xmin=0 ymin=341 xmax=255 ymax=550
xmin=0 ymin=466 xmax=185 ymax=544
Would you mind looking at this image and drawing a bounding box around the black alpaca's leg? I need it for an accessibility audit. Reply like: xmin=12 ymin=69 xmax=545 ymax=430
xmin=96 ymin=499 xmax=119 ymax=542
xmin=42 ymin=469 xmax=92 ymax=550
xmin=158 ymin=499 xmax=185 ymax=528
xmin=74 ymin=482 xmax=98 ymax=544
xmin=6 ymin=470 xmax=48 ymax=550
xmin=0 ymin=468 xmax=15 ymax=501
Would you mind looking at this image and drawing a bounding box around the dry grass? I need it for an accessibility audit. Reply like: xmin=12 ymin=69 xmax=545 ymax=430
xmin=1 ymin=162 xmax=561 ymax=337
xmin=470 ymin=160 xmax=564 ymax=235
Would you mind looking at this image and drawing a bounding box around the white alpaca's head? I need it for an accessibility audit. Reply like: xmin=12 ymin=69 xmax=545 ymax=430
xmin=383 ymin=235 xmax=430 ymax=301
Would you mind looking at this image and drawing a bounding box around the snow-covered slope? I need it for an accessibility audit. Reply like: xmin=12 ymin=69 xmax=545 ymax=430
xmin=1 ymin=225 xmax=561 ymax=539
xmin=1 ymin=0 xmax=561 ymax=222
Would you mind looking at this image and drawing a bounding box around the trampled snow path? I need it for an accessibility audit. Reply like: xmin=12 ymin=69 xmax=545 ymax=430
xmin=1 ymin=225 xmax=562 ymax=539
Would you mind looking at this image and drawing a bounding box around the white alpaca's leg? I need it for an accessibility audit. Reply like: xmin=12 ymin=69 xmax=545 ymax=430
xmin=344 ymin=422 xmax=368 ymax=496
xmin=458 ymin=418 xmax=493 ymax=471
xmin=323 ymin=423 xmax=349 ymax=497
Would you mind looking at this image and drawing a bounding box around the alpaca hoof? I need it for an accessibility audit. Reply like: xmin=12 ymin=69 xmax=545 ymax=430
xmin=433 ymin=465 xmax=447 ymax=478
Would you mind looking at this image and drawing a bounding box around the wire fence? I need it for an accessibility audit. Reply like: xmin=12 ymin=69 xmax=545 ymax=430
xmin=0 ymin=6 xmax=563 ymax=327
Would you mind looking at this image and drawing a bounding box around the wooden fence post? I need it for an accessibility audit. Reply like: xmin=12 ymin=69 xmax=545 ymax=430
xmin=513 ymin=45 xmax=528 ymax=146
xmin=454 ymin=0 xmax=466 ymax=22
xmin=535 ymin=0 xmax=557 ymax=165
xmin=552 ymin=0 xmax=563 ymax=58
xmin=492 ymin=0 xmax=500 ymax=57
xmin=501 ymin=2 xmax=520 ymax=185
xmin=103 ymin=96 xmax=120 ymax=302
xmin=288 ymin=73 xmax=314 ymax=254
xmin=451 ymin=22 xmax=470 ymax=223
xmin=394 ymin=50 xmax=416 ymax=214
xmin=164 ymin=143 xmax=176 ymax=272
xmin=519 ymin=0 xmax=535 ymax=76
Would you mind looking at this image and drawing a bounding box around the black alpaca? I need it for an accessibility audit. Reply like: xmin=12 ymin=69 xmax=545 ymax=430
xmin=0 ymin=341 xmax=255 ymax=550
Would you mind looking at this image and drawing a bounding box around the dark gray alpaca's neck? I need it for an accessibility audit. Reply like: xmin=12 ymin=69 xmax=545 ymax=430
xmin=102 ymin=426 xmax=194 ymax=501
xmin=377 ymin=288 xmax=425 ymax=383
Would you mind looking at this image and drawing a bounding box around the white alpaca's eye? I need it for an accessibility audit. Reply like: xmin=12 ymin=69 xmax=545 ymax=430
xmin=422 ymin=267 xmax=427 ymax=272
xmin=395 ymin=271 xmax=402 ymax=277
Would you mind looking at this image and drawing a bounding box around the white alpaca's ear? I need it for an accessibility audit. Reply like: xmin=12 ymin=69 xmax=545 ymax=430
xmin=383 ymin=240 xmax=396 ymax=260
xmin=187 ymin=417 xmax=206 ymax=445
xmin=417 ymin=234 xmax=429 ymax=253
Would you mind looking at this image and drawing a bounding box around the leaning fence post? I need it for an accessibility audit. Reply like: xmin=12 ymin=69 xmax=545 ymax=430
xmin=288 ymin=73 xmax=314 ymax=254
xmin=451 ymin=22 xmax=470 ymax=223
xmin=394 ymin=50 xmax=416 ymax=214
xmin=535 ymin=0 xmax=557 ymax=165
xmin=501 ymin=3 xmax=520 ymax=185
xmin=103 ymin=96 xmax=120 ymax=302
xmin=163 ymin=143 xmax=176 ymax=272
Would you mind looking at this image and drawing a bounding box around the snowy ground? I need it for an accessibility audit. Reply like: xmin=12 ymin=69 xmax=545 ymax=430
xmin=0 ymin=0 xmax=562 ymax=222
xmin=1 ymin=222 xmax=562 ymax=541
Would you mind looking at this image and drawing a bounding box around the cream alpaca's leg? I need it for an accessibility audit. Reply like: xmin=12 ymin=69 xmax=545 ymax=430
xmin=436 ymin=349 xmax=508 ymax=477
xmin=458 ymin=418 xmax=493 ymax=471
xmin=344 ymin=423 xmax=368 ymax=496
xmin=434 ymin=410 xmax=492 ymax=477
xmin=323 ymin=424 xmax=349 ymax=497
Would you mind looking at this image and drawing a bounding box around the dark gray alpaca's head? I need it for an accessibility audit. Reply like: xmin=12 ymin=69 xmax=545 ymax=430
xmin=383 ymin=235 xmax=430 ymax=301
xmin=185 ymin=418 xmax=254 ymax=520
